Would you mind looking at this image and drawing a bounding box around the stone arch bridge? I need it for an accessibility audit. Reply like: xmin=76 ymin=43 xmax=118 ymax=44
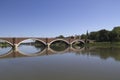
xmin=0 ymin=37 xmax=85 ymax=51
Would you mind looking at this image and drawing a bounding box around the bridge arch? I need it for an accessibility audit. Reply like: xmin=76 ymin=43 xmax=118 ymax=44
xmin=0 ymin=48 xmax=13 ymax=57
xmin=49 ymin=39 xmax=69 ymax=53
xmin=49 ymin=38 xmax=69 ymax=45
xmin=49 ymin=47 xmax=69 ymax=54
xmin=17 ymin=38 xmax=47 ymax=55
xmin=17 ymin=38 xmax=47 ymax=46
xmin=18 ymin=48 xmax=47 ymax=56
xmin=71 ymin=39 xmax=85 ymax=49
xmin=71 ymin=39 xmax=85 ymax=45
xmin=0 ymin=39 xmax=13 ymax=46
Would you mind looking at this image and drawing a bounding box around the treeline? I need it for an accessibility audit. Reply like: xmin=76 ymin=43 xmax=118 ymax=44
xmin=81 ymin=26 xmax=120 ymax=42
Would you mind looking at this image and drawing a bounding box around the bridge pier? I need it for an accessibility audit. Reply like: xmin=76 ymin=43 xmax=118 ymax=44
xmin=12 ymin=44 xmax=18 ymax=52
xmin=70 ymin=43 xmax=73 ymax=49
xmin=47 ymin=43 xmax=50 ymax=50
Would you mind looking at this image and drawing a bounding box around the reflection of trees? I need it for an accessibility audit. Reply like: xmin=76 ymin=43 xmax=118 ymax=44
xmin=1 ymin=45 xmax=120 ymax=62
xmin=80 ymin=47 xmax=120 ymax=61
xmin=72 ymin=41 xmax=84 ymax=49
xmin=0 ymin=42 xmax=11 ymax=47
xmin=97 ymin=48 xmax=120 ymax=61
xmin=50 ymin=41 xmax=69 ymax=51
xmin=34 ymin=40 xmax=46 ymax=51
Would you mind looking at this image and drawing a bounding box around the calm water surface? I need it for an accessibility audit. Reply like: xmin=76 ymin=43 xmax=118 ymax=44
xmin=0 ymin=46 xmax=120 ymax=80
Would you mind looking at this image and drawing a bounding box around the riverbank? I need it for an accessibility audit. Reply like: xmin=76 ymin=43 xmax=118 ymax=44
xmin=85 ymin=42 xmax=120 ymax=48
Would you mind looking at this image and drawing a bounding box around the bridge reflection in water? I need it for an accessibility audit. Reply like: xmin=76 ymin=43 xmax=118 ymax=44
xmin=1 ymin=46 xmax=120 ymax=62
xmin=0 ymin=47 xmax=85 ymax=58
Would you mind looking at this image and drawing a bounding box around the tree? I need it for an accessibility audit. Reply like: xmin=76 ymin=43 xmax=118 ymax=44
xmin=81 ymin=34 xmax=87 ymax=39
xmin=89 ymin=31 xmax=98 ymax=40
xmin=97 ymin=29 xmax=110 ymax=42
xmin=84 ymin=26 xmax=120 ymax=42
xmin=56 ymin=35 xmax=64 ymax=38
xmin=112 ymin=26 xmax=120 ymax=33
xmin=111 ymin=26 xmax=120 ymax=41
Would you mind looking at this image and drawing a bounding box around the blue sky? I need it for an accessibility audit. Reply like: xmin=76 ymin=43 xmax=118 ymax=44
xmin=0 ymin=0 xmax=120 ymax=37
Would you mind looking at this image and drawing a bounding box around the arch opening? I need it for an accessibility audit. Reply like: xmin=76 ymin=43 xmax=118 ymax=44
xmin=0 ymin=39 xmax=13 ymax=56
xmin=18 ymin=39 xmax=46 ymax=55
xmin=72 ymin=40 xmax=85 ymax=49
xmin=50 ymin=40 xmax=69 ymax=51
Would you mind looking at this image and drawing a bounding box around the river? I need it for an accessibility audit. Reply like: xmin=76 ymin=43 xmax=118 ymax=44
xmin=0 ymin=45 xmax=120 ymax=80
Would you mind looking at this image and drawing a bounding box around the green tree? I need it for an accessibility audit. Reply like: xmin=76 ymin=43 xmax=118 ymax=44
xmin=85 ymin=26 xmax=120 ymax=42
xmin=97 ymin=29 xmax=110 ymax=42
xmin=81 ymin=34 xmax=87 ymax=39
xmin=112 ymin=26 xmax=120 ymax=33
xmin=111 ymin=26 xmax=120 ymax=41
xmin=56 ymin=35 xmax=64 ymax=38
xmin=109 ymin=31 xmax=117 ymax=42
xmin=89 ymin=31 xmax=98 ymax=40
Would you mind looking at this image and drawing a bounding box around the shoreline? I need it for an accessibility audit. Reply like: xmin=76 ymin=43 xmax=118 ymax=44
xmin=85 ymin=42 xmax=120 ymax=48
